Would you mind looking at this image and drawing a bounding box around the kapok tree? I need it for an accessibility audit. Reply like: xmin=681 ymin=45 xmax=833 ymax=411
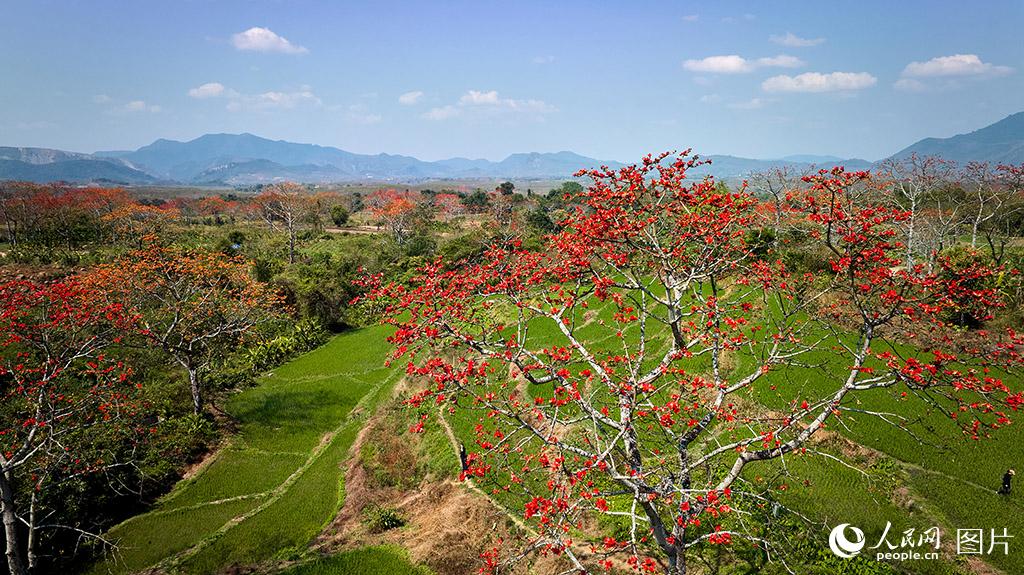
xmin=368 ymin=189 xmax=420 ymax=244
xmin=0 ymin=280 xmax=141 ymax=575
xmin=363 ymin=152 xmax=1023 ymax=575
xmin=252 ymin=183 xmax=316 ymax=264
xmin=82 ymin=243 xmax=284 ymax=414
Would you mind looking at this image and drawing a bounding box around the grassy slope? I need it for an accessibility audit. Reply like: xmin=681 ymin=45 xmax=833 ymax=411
xmin=90 ymin=326 xmax=402 ymax=575
xmin=277 ymin=546 xmax=432 ymax=575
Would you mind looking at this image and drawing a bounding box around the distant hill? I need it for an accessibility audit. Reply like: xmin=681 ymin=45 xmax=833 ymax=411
xmin=192 ymin=159 xmax=349 ymax=186
xmin=780 ymin=154 xmax=845 ymax=164
xmin=4 ymin=111 xmax=1022 ymax=185
xmin=0 ymin=147 xmax=157 ymax=184
xmin=890 ymin=112 xmax=1024 ymax=165
xmin=95 ymin=133 xmax=627 ymax=183
xmin=695 ymin=155 xmax=873 ymax=178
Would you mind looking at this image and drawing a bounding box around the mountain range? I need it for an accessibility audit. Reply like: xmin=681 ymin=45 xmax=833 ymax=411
xmin=2 ymin=112 xmax=1022 ymax=186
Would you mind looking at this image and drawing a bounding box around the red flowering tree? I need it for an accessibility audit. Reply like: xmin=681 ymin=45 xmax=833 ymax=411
xmin=81 ymin=244 xmax=284 ymax=414
xmin=434 ymin=193 xmax=466 ymax=220
xmin=364 ymin=152 xmax=1023 ymax=574
xmin=0 ymin=280 xmax=141 ymax=575
xmin=368 ymin=189 xmax=419 ymax=244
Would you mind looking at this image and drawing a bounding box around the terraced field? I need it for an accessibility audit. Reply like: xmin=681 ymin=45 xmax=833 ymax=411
xmin=89 ymin=297 xmax=1023 ymax=575
xmin=90 ymin=326 xmax=406 ymax=575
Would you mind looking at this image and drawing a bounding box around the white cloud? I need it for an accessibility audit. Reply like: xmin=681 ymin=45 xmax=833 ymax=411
xmin=756 ymin=55 xmax=804 ymax=68
xmin=762 ymin=72 xmax=876 ymax=93
xmin=231 ymin=27 xmax=308 ymax=54
xmin=188 ymin=82 xmax=231 ymax=99
xmin=460 ymin=90 xmax=501 ymax=105
xmin=684 ymin=55 xmax=751 ymax=73
xmin=682 ymin=14 xmax=699 ymax=22
xmin=729 ymin=98 xmax=765 ymax=110
xmin=91 ymin=94 xmax=111 ymax=104
xmin=422 ymin=105 xmax=460 ymax=121
xmin=398 ymin=90 xmax=424 ymax=105
xmin=232 ymin=89 xmax=321 ymax=111
xmin=533 ymin=55 xmax=555 ymax=64
xmin=342 ymin=104 xmax=381 ymax=125
xmin=683 ymin=54 xmax=803 ymax=74
xmin=193 ymin=82 xmax=322 ymax=112
xmin=893 ymin=78 xmax=927 ymax=92
xmin=902 ymin=54 xmax=1011 ymax=78
xmin=699 ymin=94 xmax=721 ymax=104
xmin=423 ymin=90 xmax=556 ymax=121
xmin=770 ymin=32 xmax=825 ymax=47
xmin=123 ymin=100 xmax=161 ymax=113
xmin=15 ymin=120 xmax=58 ymax=131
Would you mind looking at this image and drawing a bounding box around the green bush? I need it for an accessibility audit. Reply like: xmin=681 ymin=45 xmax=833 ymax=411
xmin=363 ymin=505 xmax=406 ymax=533
xmin=244 ymin=319 xmax=330 ymax=373
xmin=330 ymin=205 xmax=350 ymax=226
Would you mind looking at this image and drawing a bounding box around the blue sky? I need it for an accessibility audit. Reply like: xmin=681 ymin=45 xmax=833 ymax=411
xmin=2 ymin=0 xmax=1022 ymax=162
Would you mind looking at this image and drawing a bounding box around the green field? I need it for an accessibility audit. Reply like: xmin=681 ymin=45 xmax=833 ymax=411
xmin=89 ymin=297 xmax=1023 ymax=574
xmin=278 ymin=547 xmax=433 ymax=575
xmin=90 ymin=326 xmax=406 ymax=575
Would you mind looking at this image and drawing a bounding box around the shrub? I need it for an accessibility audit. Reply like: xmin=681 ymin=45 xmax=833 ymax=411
xmin=363 ymin=505 xmax=406 ymax=533
xmin=331 ymin=205 xmax=350 ymax=226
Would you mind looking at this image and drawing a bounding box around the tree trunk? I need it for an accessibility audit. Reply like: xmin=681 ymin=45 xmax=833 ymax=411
xmin=971 ymin=211 xmax=981 ymax=248
xmin=25 ymin=492 xmax=35 ymax=572
xmin=288 ymin=227 xmax=296 ymax=264
xmin=0 ymin=470 xmax=26 ymax=575
xmin=668 ymin=530 xmax=687 ymax=575
xmin=188 ymin=367 xmax=203 ymax=415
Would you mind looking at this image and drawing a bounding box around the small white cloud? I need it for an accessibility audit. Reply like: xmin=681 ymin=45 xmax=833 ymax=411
xmin=248 ymin=90 xmax=320 ymax=109
xmin=683 ymin=54 xmax=803 ymax=74
xmin=226 ymin=88 xmax=322 ymax=112
xmin=398 ymin=90 xmax=424 ymax=105
xmin=422 ymin=105 xmax=460 ymax=121
xmin=231 ymin=27 xmax=308 ymax=54
xmin=460 ymin=90 xmax=501 ymax=105
xmin=92 ymin=94 xmax=111 ymax=104
xmin=188 ymin=82 xmax=230 ymax=99
xmin=342 ymin=104 xmax=381 ymax=125
xmin=762 ymin=72 xmax=877 ymax=93
xmin=15 ymin=120 xmax=58 ymax=131
xmin=729 ymin=98 xmax=765 ymax=110
xmin=684 ymin=55 xmax=753 ymax=73
xmin=902 ymin=54 xmax=1012 ymax=78
xmin=123 ymin=100 xmax=161 ymax=113
xmin=894 ymin=78 xmax=927 ymax=92
xmin=756 ymin=55 xmax=804 ymax=68
xmin=194 ymin=83 xmax=322 ymax=112
xmin=770 ymin=32 xmax=825 ymax=47
xmin=682 ymin=14 xmax=699 ymax=22
xmin=533 ymin=55 xmax=555 ymax=64
xmin=423 ymin=90 xmax=555 ymax=121
xmin=699 ymin=94 xmax=721 ymax=104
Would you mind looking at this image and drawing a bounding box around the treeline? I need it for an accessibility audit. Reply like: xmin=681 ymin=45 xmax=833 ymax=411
xmin=0 ymin=178 xmax=578 ymax=574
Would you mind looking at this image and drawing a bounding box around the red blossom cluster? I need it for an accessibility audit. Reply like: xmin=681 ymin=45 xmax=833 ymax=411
xmin=364 ymin=152 xmax=1024 ymax=574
